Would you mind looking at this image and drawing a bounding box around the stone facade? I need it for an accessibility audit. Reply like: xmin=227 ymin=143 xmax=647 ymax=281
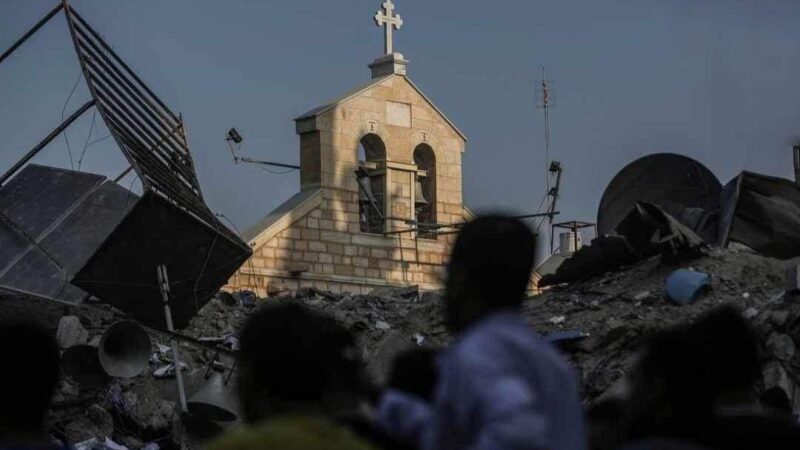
xmin=228 ymin=74 xmax=471 ymax=297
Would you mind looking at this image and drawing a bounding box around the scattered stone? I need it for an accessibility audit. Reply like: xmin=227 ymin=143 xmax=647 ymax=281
xmin=63 ymin=405 xmax=114 ymax=444
xmin=742 ymin=292 xmax=751 ymax=299
xmin=123 ymin=385 xmax=174 ymax=433
xmin=769 ymin=310 xmax=790 ymax=328
xmin=369 ymin=285 xmax=419 ymax=300
xmin=420 ymin=291 xmax=443 ymax=303
xmin=216 ymin=291 xmax=238 ymax=307
xmin=766 ymin=333 xmax=796 ymax=362
xmin=763 ymin=360 xmax=794 ymax=403
xmin=56 ymin=316 xmax=89 ymax=349
xmin=548 ymin=316 xmax=566 ymax=325
xmin=294 ymin=287 xmax=317 ymax=299
xmin=743 ymin=307 xmax=759 ymax=320
xmin=633 ymin=291 xmax=651 ymax=301
xmin=375 ymin=320 xmax=391 ymax=331
xmin=87 ymin=335 xmax=102 ymax=347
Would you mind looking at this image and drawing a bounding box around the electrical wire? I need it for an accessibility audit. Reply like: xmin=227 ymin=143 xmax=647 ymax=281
xmin=61 ymin=71 xmax=84 ymax=170
xmin=259 ymin=166 xmax=297 ymax=175
xmin=77 ymin=108 xmax=97 ymax=170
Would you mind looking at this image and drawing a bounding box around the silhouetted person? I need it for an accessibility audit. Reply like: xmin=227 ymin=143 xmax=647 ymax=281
xmin=376 ymin=348 xmax=439 ymax=448
xmin=622 ymin=306 xmax=800 ymax=450
xmin=386 ymin=348 xmax=439 ymax=402
xmin=208 ymin=302 xmax=377 ymax=450
xmin=621 ymin=324 xmax=714 ymax=449
xmin=426 ymin=215 xmax=587 ymax=450
xmin=0 ymin=320 xmax=60 ymax=449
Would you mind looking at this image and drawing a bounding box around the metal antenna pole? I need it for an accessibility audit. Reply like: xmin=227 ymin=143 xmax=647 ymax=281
xmin=541 ymin=66 xmax=551 ymax=171
xmin=157 ymin=264 xmax=188 ymax=413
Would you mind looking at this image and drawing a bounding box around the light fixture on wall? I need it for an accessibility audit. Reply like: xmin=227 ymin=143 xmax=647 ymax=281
xmin=223 ymin=127 xmax=300 ymax=171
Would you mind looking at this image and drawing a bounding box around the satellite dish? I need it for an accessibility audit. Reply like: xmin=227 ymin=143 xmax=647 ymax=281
xmin=597 ymin=153 xmax=722 ymax=240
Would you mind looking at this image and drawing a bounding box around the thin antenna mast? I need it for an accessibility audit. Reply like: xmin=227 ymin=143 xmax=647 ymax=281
xmin=541 ymin=66 xmax=551 ymax=172
xmin=536 ymin=67 xmax=561 ymax=228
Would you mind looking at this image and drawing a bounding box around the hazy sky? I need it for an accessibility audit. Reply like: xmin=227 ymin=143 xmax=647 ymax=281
xmin=2 ymin=0 xmax=800 ymax=254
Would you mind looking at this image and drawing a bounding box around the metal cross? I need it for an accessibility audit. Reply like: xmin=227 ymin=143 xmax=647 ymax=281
xmin=374 ymin=0 xmax=403 ymax=55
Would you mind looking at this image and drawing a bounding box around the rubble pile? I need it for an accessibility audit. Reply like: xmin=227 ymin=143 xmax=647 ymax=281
xmin=191 ymin=247 xmax=800 ymax=411
xmin=2 ymin=245 xmax=799 ymax=448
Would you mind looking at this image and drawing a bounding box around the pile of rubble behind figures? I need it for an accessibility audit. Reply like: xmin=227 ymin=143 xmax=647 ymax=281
xmin=190 ymin=245 xmax=800 ymax=413
xmin=2 ymin=245 xmax=799 ymax=449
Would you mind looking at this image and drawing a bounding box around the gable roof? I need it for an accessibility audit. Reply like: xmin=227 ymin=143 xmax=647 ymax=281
xmin=295 ymin=76 xmax=391 ymax=121
xmin=294 ymin=74 xmax=467 ymax=142
xmin=243 ymin=188 xmax=321 ymax=247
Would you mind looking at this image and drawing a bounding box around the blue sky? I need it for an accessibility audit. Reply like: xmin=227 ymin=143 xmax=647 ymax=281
xmin=2 ymin=0 xmax=800 ymax=256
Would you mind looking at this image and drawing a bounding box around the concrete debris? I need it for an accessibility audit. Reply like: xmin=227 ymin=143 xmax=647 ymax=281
xmin=56 ymin=316 xmax=89 ymax=349
xmin=64 ymin=404 xmax=114 ymax=444
xmin=152 ymin=362 xmax=188 ymax=379
xmin=369 ymin=285 xmax=419 ymax=300
xmin=216 ymin=290 xmax=238 ymax=307
xmin=766 ymin=333 xmax=796 ymax=362
xmin=548 ymin=316 xmax=567 ymax=325
xmin=2 ymin=244 xmax=799 ymax=445
xmin=743 ymin=307 xmax=760 ymax=320
xmin=763 ymin=360 xmax=794 ymax=407
xmin=122 ymin=387 xmax=176 ymax=434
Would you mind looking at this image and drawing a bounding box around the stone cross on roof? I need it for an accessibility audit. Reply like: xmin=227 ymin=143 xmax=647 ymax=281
xmin=374 ymin=0 xmax=403 ymax=55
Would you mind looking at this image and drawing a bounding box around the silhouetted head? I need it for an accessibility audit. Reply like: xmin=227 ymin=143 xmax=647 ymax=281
xmin=687 ymin=306 xmax=760 ymax=401
xmin=236 ymin=302 xmax=362 ymax=424
xmin=0 ymin=320 xmax=60 ymax=431
xmin=386 ymin=348 xmax=439 ymax=402
xmin=445 ymin=215 xmax=536 ymax=332
xmin=627 ymin=325 xmax=712 ymax=439
xmin=626 ymin=306 xmax=761 ymax=440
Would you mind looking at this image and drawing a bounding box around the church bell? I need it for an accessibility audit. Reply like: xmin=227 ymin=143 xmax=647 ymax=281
xmin=187 ymin=371 xmax=238 ymax=422
xmin=415 ymin=179 xmax=429 ymax=207
xmin=357 ymin=175 xmax=374 ymax=203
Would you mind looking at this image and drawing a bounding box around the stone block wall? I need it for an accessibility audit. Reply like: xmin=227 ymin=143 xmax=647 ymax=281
xmin=228 ymin=191 xmax=457 ymax=297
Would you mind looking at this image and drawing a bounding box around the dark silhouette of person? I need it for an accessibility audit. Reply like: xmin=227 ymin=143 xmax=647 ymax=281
xmin=621 ymin=306 xmax=800 ymax=450
xmin=0 ymin=320 xmax=61 ymax=449
xmin=208 ymin=302 xmax=377 ymax=450
xmin=375 ymin=348 xmax=439 ymax=448
xmin=426 ymin=215 xmax=587 ymax=450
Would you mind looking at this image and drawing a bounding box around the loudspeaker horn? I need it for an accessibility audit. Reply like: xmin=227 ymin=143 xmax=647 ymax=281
xmin=187 ymin=371 xmax=238 ymax=422
xmin=99 ymin=321 xmax=151 ymax=378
